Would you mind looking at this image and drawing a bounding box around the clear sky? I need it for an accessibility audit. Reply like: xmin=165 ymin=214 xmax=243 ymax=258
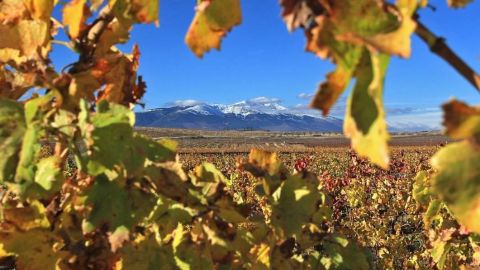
xmin=51 ymin=0 xmax=480 ymax=128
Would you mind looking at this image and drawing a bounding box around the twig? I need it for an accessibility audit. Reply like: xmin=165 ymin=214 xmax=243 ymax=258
xmin=414 ymin=19 xmax=480 ymax=93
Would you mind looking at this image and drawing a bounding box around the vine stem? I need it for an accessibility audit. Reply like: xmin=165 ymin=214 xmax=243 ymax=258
xmin=414 ymin=20 xmax=480 ymax=93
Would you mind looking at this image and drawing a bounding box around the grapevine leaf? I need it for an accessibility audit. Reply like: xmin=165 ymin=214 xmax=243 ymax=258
xmin=431 ymin=237 xmax=452 ymax=269
xmin=319 ymin=234 xmax=371 ymax=270
xmin=81 ymin=174 xmax=133 ymax=251
xmin=120 ymin=235 xmax=176 ymax=270
xmin=240 ymin=149 xmax=286 ymax=196
xmin=172 ymin=225 xmax=214 ymax=270
xmin=310 ymin=43 xmax=364 ymax=115
xmin=96 ymin=48 xmax=144 ymax=105
xmin=249 ymin=243 xmax=271 ymax=269
xmin=29 ymin=0 xmax=55 ymax=21
xmin=185 ymin=0 xmax=242 ymax=58
xmin=442 ymin=99 xmax=480 ymax=140
xmin=271 ymin=175 xmax=321 ymax=237
xmin=447 ymin=0 xmax=473 ymax=8
xmin=95 ymin=19 xmax=131 ymax=55
xmin=33 ymin=156 xmax=63 ymax=195
xmin=412 ymin=170 xmax=431 ymax=207
xmin=77 ymin=100 xmax=135 ymax=175
xmin=424 ymin=199 xmax=442 ymax=228
xmin=431 ymin=140 xmax=480 ymax=233
xmin=13 ymin=95 xmax=52 ymax=198
xmin=0 ymin=20 xmax=49 ymax=62
xmin=147 ymin=195 xmax=196 ymax=235
xmin=110 ymin=0 xmax=159 ymax=25
xmin=2 ymin=200 xmax=50 ymax=231
xmin=0 ymin=99 xmax=25 ymax=183
xmin=0 ymin=229 xmax=66 ymax=270
xmin=335 ymin=0 xmax=417 ymax=58
xmin=63 ymin=0 xmax=89 ymax=39
xmin=0 ymin=0 xmax=28 ymax=23
xmin=123 ymin=134 xmax=177 ymax=175
xmin=243 ymin=149 xmax=282 ymax=177
xmin=344 ymin=52 xmax=390 ymax=169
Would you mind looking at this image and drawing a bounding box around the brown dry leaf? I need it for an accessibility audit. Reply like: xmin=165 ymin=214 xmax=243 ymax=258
xmin=94 ymin=46 xmax=144 ymax=105
xmin=442 ymin=99 xmax=480 ymax=140
xmin=448 ymin=0 xmax=473 ymax=8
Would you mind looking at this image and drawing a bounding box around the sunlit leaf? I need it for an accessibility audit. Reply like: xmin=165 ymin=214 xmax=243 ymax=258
xmin=77 ymin=100 xmax=135 ymax=175
xmin=63 ymin=0 xmax=89 ymax=39
xmin=271 ymin=175 xmax=321 ymax=237
xmin=119 ymin=234 xmax=176 ymax=270
xmin=28 ymin=0 xmax=55 ymax=21
xmin=0 ymin=229 xmax=66 ymax=270
xmin=442 ymin=99 xmax=480 ymax=140
xmin=0 ymin=99 xmax=25 ymax=183
xmin=81 ymin=174 xmax=133 ymax=251
xmin=344 ymin=52 xmax=390 ymax=168
xmin=185 ymin=0 xmax=242 ymax=58
xmin=431 ymin=141 xmax=480 ymax=233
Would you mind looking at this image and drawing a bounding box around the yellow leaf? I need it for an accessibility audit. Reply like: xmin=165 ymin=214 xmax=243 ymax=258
xmin=0 ymin=0 xmax=28 ymax=23
xmin=185 ymin=0 xmax=242 ymax=58
xmin=63 ymin=0 xmax=89 ymax=39
xmin=28 ymin=0 xmax=55 ymax=21
xmin=0 ymin=229 xmax=66 ymax=270
xmin=247 ymin=148 xmax=281 ymax=176
xmin=0 ymin=20 xmax=49 ymax=61
xmin=344 ymin=52 xmax=390 ymax=169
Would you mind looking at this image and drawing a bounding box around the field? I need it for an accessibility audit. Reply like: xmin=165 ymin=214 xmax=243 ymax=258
xmin=134 ymin=128 xmax=473 ymax=269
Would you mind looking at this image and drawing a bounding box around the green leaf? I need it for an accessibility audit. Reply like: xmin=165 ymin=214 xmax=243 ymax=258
xmin=344 ymin=52 xmax=390 ymax=168
xmin=431 ymin=140 xmax=480 ymax=233
xmin=13 ymin=95 xmax=52 ymax=198
xmin=77 ymin=101 xmax=135 ymax=175
xmin=172 ymin=225 xmax=214 ymax=270
xmin=319 ymin=234 xmax=371 ymax=270
xmin=412 ymin=170 xmax=431 ymax=207
xmin=0 ymin=99 xmax=25 ymax=183
xmin=271 ymin=175 xmax=321 ymax=237
xmin=110 ymin=0 xmax=159 ymax=25
xmin=81 ymin=174 xmax=133 ymax=250
xmin=120 ymin=234 xmax=176 ymax=270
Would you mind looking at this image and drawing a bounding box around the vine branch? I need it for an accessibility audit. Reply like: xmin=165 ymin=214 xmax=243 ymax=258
xmin=414 ymin=19 xmax=480 ymax=93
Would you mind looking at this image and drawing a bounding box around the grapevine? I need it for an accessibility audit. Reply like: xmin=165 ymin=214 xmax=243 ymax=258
xmin=0 ymin=0 xmax=480 ymax=269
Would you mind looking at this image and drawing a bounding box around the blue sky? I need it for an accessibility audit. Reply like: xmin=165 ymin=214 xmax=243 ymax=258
xmin=51 ymin=0 xmax=480 ymax=128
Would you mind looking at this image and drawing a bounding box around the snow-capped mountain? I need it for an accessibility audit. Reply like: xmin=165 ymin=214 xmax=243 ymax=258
xmin=135 ymin=102 xmax=344 ymax=132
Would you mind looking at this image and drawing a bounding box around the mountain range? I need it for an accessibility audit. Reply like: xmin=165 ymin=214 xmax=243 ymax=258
xmin=135 ymin=101 xmax=344 ymax=132
xmin=135 ymin=100 xmax=439 ymax=132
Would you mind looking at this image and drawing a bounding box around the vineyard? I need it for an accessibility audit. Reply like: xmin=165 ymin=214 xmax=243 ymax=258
xmin=1 ymin=0 xmax=480 ymax=269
